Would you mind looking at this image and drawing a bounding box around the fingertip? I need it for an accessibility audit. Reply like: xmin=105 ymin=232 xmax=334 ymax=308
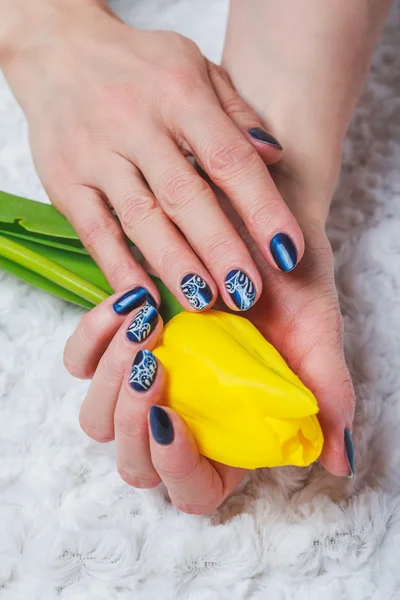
xmin=247 ymin=127 xmax=283 ymax=165
xmin=319 ymin=428 xmax=354 ymax=479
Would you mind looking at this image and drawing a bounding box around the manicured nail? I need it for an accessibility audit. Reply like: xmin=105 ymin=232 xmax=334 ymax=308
xmin=149 ymin=406 xmax=174 ymax=445
xmin=126 ymin=302 xmax=158 ymax=343
xmin=180 ymin=274 xmax=213 ymax=310
xmin=270 ymin=233 xmax=298 ymax=272
xmin=344 ymin=428 xmax=355 ymax=479
xmin=113 ymin=286 xmax=148 ymax=315
xmin=146 ymin=293 xmax=158 ymax=308
xmin=248 ymin=127 xmax=283 ymax=150
xmin=129 ymin=349 xmax=158 ymax=392
xmin=225 ymin=269 xmax=256 ymax=311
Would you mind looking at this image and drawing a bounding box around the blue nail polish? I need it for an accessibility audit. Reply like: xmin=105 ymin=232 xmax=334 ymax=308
xmin=180 ymin=274 xmax=213 ymax=310
xmin=149 ymin=406 xmax=174 ymax=445
xmin=146 ymin=293 xmax=158 ymax=308
xmin=225 ymin=269 xmax=256 ymax=311
xmin=270 ymin=233 xmax=298 ymax=272
xmin=344 ymin=428 xmax=355 ymax=479
xmin=113 ymin=287 xmax=148 ymax=315
xmin=126 ymin=303 xmax=158 ymax=343
xmin=248 ymin=127 xmax=283 ymax=150
xmin=129 ymin=349 xmax=158 ymax=392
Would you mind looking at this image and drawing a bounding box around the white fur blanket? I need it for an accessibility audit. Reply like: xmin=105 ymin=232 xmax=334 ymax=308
xmin=1 ymin=1 xmax=400 ymax=598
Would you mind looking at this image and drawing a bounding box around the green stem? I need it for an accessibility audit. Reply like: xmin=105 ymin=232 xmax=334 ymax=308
xmin=0 ymin=234 xmax=109 ymax=305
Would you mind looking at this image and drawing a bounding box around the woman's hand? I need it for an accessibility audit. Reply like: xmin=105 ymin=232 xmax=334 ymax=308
xmin=63 ymin=161 xmax=355 ymax=514
xmin=0 ymin=0 xmax=304 ymax=312
xmin=64 ymin=291 xmax=246 ymax=512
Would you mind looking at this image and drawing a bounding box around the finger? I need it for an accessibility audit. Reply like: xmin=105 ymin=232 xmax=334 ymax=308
xmin=180 ymin=98 xmax=304 ymax=274
xmin=302 ymin=345 xmax=355 ymax=478
xmin=288 ymin=291 xmax=356 ymax=478
xmin=148 ymin=406 xmax=246 ymax=514
xmin=114 ymin=350 xmax=164 ymax=488
xmin=64 ymin=286 xmax=159 ymax=380
xmin=207 ymin=61 xmax=283 ymax=165
xmin=100 ymin=155 xmax=217 ymax=312
xmin=59 ymin=184 xmax=154 ymax=291
xmin=79 ymin=302 xmax=163 ymax=443
xmin=132 ymin=136 xmax=262 ymax=312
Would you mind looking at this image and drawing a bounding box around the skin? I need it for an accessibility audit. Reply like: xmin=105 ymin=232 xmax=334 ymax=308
xmin=0 ymin=0 xmax=394 ymax=512
xmin=0 ymin=0 xmax=304 ymax=312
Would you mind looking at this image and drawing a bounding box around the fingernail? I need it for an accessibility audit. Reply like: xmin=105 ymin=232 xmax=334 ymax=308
xmin=248 ymin=127 xmax=283 ymax=150
xmin=129 ymin=349 xmax=158 ymax=392
xmin=126 ymin=302 xmax=158 ymax=343
xmin=344 ymin=428 xmax=355 ymax=479
xmin=149 ymin=406 xmax=174 ymax=445
xmin=180 ymin=274 xmax=213 ymax=310
xmin=113 ymin=286 xmax=148 ymax=315
xmin=270 ymin=233 xmax=298 ymax=272
xmin=146 ymin=293 xmax=158 ymax=308
xmin=225 ymin=269 xmax=256 ymax=311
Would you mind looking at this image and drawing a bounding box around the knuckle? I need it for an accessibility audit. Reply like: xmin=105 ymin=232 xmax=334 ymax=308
xmin=81 ymin=213 xmax=120 ymax=253
xmin=154 ymin=246 xmax=183 ymax=275
xmin=161 ymin=170 xmax=209 ymax=216
xmin=118 ymin=191 xmax=159 ymax=231
xmin=118 ymin=468 xmax=160 ymax=489
xmin=102 ymin=352 xmax=125 ymax=383
xmin=169 ymin=68 xmax=200 ymax=98
xmin=114 ymin=410 xmax=142 ymax=439
xmin=203 ymin=231 xmax=239 ymax=263
xmin=206 ymin=139 xmax=258 ymax=180
xmin=245 ymin=200 xmax=277 ymax=234
xmin=79 ymin=413 xmax=114 ymax=443
xmin=220 ymin=93 xmax=251 ymax=119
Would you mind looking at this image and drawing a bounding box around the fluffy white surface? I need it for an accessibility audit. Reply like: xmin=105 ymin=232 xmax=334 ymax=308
xmin=1 ymin=1 xmax=400 ymax=597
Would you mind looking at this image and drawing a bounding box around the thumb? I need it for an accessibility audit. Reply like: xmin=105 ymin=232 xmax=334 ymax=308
xmin=207 ymin=60 xmax=283 ymax=165
xmin=296 ymin=309 xmax=356 ymax=478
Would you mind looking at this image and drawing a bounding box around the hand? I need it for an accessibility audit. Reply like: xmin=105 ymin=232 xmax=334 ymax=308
xmin=1 ymin=0 xmax=304 ymax=312
xmin=64 ymin=293 xmax=246 ymax=513
xmin=214 ymin=172 xmax=355 ymax=478
xmin=63 ymin=166 xmax=355 ymax=516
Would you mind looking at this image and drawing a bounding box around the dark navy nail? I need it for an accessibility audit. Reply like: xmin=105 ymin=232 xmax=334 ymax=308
xmin=180 ymin=274 xmax=213 ymax=310
xmin=248 ymin=127 xmax=283 ymax=150
xmin=225 ymin=269 xmax=256 ymax=311
xmin=149 ymin=406 xmax=174 ymax=445
xmin=344 ymin=428 xmax=355 ymax=479
xmin=113 ymin=287 xmax=148 ymax=315
xmin=126 ymin=302 xmax=158 ymax=343
xmin=129 ymin=350 xmax=158 ymax=392
xmin=146 ymin=293 xmax=158 ymax=308
xmin=270 ymin=233 xmax=298 ymax=272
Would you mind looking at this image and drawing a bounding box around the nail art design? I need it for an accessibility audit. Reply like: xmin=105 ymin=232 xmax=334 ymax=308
xmin=344 ymin=428 xmax=355 ymax=479
xmin=270 ymin=233 xmax=298 ymax=272
xmin=180 ymin=274 xmax=213 ymax=310
xmin=129 ymin=350 xmax=158 ymax=392
xmin=225 ymin=269 xmax=256 ymax=311
xmin=248 ymin=127 xmax=283 ymax=150
xmin=126 ymin=303 xmax=158 ymax=343
xmin=113 ymin=286 xmax=148 ymax=315
xmin=149 ymin=406 xmax=174 ymax=445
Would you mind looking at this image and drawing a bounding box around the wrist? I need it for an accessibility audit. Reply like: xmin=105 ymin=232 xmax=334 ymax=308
xmin=0 ymin=0 xmax=106 ymax=69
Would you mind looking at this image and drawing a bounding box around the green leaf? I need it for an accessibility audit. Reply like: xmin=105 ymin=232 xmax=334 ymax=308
xmin=0 ymin=235 xmax=109 ymax=306
xmin=0 ymin=234 xmax=114 ymax=295
xmin=0 ymin=256 xmax=95 ymax=309
xmin=0 ymin=190 xmax=79 ymax=238
xmin=0 ymin=191 xmax=186 ymax=322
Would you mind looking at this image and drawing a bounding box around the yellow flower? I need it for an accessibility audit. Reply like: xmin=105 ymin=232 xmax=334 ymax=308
xmin=153 ymin=310 xmax=323 ymax=469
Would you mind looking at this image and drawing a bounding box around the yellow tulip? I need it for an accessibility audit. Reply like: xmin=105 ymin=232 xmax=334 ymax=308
xmin=153 ymin=310 xmax=323 ymax=470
